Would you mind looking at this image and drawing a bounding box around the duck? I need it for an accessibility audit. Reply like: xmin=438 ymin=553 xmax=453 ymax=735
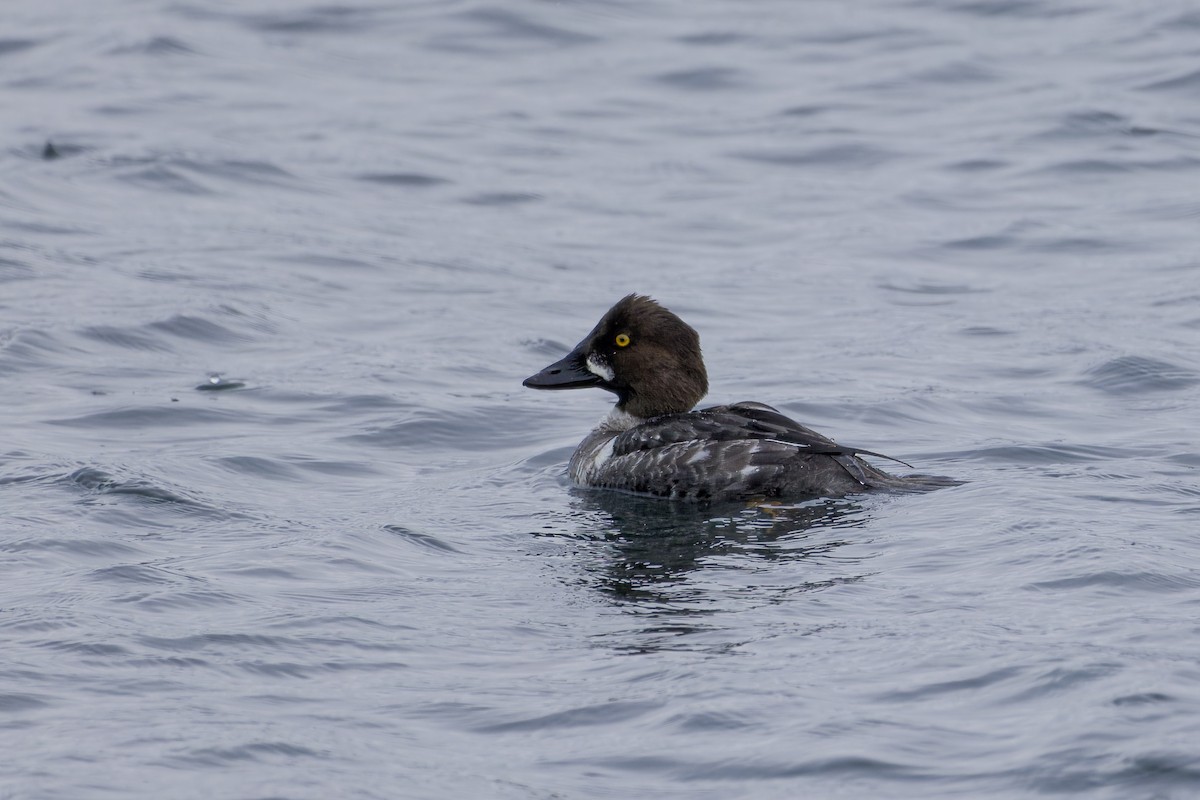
xmin=523 ymin=294 xmax=954 ymax=502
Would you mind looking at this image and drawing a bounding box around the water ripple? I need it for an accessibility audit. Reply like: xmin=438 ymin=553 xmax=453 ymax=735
xmin=167 ymin=741 xmax=324 ymax=768
xmin=106 ymin=36 xmax=197 ymax=56
xmin=478 ymin=700 xmax=652 ymax=733
xmin=1026 ymin=571 xmax=1200 ymax=593
xmin=356 ymin=172 xmax=451 ymax=187
xmin=653 ymin=66 xmax=747 ymax=91
xmin=729 ymin=143 xmax=897 ymax=168
xmin=79 ymin=324 xmax=174 ymax=352
xmin=49 ymin=407 xmax=249 ymax=430
xmin=383 ymin=525 xmax=463 ymax=554
xmin=459 ymin=8 xmax=599 ymax=47
xmin=0 ymin=693 xmax=50 ymax=712
xmin=460 ymin=191 xmax=542 ymax=206
xmin=1080 ymin=356 xmax=1199 ymax=394
xmin=1143 ymin=68 xmax=1200 ymax=94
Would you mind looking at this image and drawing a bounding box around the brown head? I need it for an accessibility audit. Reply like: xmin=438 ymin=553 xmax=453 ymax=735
xmin=523 ymin=294 xmax=709 ymax=418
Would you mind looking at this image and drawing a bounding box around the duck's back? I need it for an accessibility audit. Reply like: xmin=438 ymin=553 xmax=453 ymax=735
xmin=568 ymin=402 xmax=936 ymax=502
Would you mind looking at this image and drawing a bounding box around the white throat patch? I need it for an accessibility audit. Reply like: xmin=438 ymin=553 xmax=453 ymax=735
xmin=585 ymin=353 xmax=614 ymax=383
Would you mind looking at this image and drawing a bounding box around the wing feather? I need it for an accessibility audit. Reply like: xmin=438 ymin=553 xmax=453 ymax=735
xmin=608 ymin=402 xmax=910 ymax=468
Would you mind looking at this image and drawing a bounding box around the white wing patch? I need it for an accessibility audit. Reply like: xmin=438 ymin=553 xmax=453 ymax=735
xmin=586 ymin=438 xmax=616 ymax=480
xmin=570 ymin=435 xmax=616 ymax=484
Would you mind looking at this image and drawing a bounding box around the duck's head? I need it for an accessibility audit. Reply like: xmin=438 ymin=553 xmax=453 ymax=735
xmin=523 ymin=294 xmax=708 ymax=418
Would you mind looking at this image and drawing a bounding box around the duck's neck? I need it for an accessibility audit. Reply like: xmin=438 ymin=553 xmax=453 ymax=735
xmin=598 ymin=406 xmax=644 ymax=432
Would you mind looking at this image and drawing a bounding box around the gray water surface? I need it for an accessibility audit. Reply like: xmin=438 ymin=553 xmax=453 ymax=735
xmin=3 ymin=1 xmax=1200 ymax=798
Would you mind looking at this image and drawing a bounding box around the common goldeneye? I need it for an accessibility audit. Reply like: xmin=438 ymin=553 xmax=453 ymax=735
xmin=524 ymin=294 xmax=953 ymax=502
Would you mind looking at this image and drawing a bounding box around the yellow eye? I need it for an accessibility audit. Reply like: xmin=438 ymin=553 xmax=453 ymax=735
xmin=615 ymin=333 xmax=631 ymax=348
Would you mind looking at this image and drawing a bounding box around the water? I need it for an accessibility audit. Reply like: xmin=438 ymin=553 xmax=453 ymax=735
xmin=3 ymin=1 xmax=1200 ymax=797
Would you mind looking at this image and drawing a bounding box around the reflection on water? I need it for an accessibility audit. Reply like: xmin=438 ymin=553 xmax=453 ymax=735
xmin=566 ymin=489 xmax=872 ymax=607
